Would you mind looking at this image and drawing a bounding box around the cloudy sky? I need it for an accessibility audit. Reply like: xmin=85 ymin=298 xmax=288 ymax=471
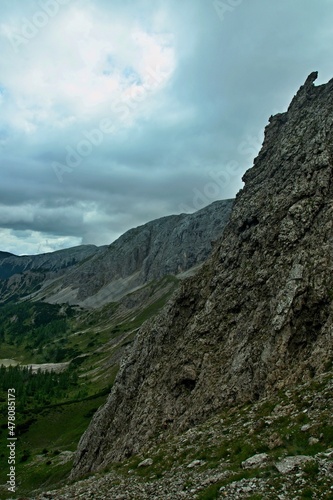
xmin=0 ymin=0 xmax=332 ymax=255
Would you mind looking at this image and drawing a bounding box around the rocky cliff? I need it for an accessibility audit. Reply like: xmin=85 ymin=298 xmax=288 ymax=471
xmin=71 ymin=72 xmax=333 ymax=478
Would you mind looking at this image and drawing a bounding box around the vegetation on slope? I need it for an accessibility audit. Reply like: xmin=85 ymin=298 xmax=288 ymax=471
xmin=0 ymin=275 xmax=179 ymax=497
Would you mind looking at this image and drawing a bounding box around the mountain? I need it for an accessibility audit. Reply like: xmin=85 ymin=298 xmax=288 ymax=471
xmin=0 ymin=251 xmax=15 ymax=260
xmin=0 ymin=245 xmax=101 ymax=280
xmin=1 ymin=200 xmax=233 ymax=308
xmin=0 ymin=245 xmax=103 ymax=303
xmin=71 ymin=72 xmax=333 ymax=478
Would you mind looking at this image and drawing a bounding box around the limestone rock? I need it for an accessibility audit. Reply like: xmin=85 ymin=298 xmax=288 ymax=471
xmin=2 ymin=199 xmax=232 ymax=307
xmin=71 ymin=72 xmax=333 ymax=478
xmin=241 ymin=453 xmax=270 ymax=469
xmin=0 ymin=245 xmax=101 ymax=302
xmin=138 ymin=458 xmax=153 ymax=468
xmin=187 ymin=460 xmax=205 ymax=468
xmin=275 ymin=456 xmax=313 ymax=474
xmin=50 ymin=199 xmax=233 ymax=306
xmin=267 ymin=432 xmax=283 ymax=450
xmin=0 ymin=245 xmax=100 ymax=280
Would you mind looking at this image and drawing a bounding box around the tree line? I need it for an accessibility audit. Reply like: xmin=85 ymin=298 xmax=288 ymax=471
xmin=0 ymin=364 xmax=79 ymax=408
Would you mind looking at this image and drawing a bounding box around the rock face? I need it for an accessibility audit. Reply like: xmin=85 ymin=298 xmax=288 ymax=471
xmin=30 ymin=200 xmax=233 ymax=307
xmin=71 ymin=72 xmax=333 ymax=478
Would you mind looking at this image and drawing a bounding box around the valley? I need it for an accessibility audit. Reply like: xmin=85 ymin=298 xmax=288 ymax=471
xmin=0 ymin=274 xmax=182 ymax=497
xmin=0 ymin=201 xmax=232 ymax=498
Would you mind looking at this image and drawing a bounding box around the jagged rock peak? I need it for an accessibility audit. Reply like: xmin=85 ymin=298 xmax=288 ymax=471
xmin=71 ymin=72 xmax=333 ymax=478
xmin=304 ymin=70 xmax=318 ymax=86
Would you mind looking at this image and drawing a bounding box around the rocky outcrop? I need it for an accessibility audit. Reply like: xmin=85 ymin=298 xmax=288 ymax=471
xmin=71 ymin=72 xmax=333 ymax=478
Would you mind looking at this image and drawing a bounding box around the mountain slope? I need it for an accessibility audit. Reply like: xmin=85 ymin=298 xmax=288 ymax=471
xmin=0 ymin=245 xmax=102 ymax=303
xmin=0 ymin=201 xmax=233 ymax=307
xmin=30 ymin=200 xmax=233 ymax=308
xmin=0 ymin=251 xmax=15 ymax=260
xmin=71 ymin=72 xmax=333 ymax=478
xmin=29 ymin=371 xmax=333 ymax=499
xmin=0 ymin=245 xmax=101 ymax=280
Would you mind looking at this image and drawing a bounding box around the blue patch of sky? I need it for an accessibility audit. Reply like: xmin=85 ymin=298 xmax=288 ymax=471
xmin=123 ymin=66 xmax=141 ymax=85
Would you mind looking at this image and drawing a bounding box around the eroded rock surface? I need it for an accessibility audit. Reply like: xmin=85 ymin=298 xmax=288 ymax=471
xmin=71 ymin=72 xmax=333 ymax=478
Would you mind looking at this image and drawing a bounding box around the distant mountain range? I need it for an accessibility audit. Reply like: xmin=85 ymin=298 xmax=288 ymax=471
xmin=0 ymin=245 xmax=100 ymax=280
xmin=0 ymin=200 xmax=233 ymax=307
xmin=0 ymin=251 xmax=15 ymax=260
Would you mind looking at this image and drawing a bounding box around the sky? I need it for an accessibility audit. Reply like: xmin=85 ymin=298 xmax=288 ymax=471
xmin=1 ymin=0 xmax=333 ymax=255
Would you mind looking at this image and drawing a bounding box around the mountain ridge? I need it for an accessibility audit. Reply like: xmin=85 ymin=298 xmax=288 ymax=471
xmin=0 ymin=245 xmax=101 ymax=280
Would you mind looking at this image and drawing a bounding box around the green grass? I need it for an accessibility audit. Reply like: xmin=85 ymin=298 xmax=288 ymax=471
xmin=19 ymin=398 xmax=102 ymax=450
xmin=197 ymin=482 xmax=221 ymax=499
xmin=300 ymin=488 xmax=314 ymax=498
xmin=0 ymin=392 xmax=108 ymax=498
xmin=197 ymin=469 xmax=264 ymax=500
xmin=17 ymin=460 xmax=73 ymax=498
